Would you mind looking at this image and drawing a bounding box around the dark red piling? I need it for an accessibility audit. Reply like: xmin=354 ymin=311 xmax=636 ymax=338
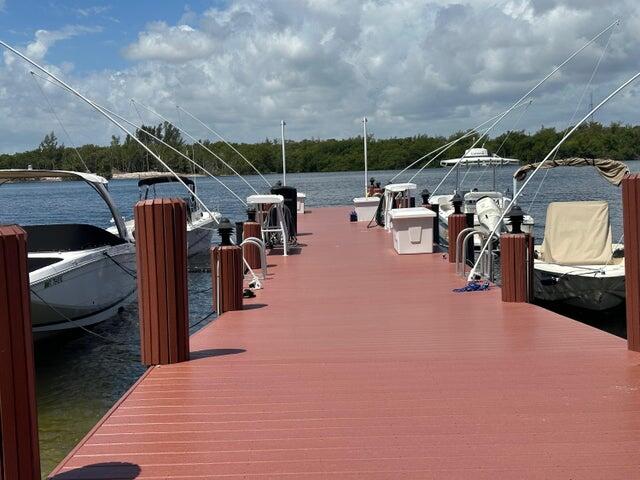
xmin=243 ymin=209 xmax=262 ymax=270
xmin=448 ymin=214 xmax=466 ymax=263
xmin=500 ymin=233 xmax=534 ymax=303
xmin=622 ymin=173 xmax=640 ymax=351
xmin=134 ymin=199 xmax=189 ymax=365
xmin=0 ymin=225 xmax=40 ymax=480
xmin=212 ymin=219 xmax=243 ymax=315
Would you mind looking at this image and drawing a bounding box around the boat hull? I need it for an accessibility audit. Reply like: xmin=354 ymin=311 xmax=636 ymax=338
xmin=30 ymin=243 xmax=137 ymax=334
xmin=533 ymin=265 xmax=625 ymax=311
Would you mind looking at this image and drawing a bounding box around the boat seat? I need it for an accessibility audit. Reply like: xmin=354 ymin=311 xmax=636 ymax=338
xmin=23 ymin=224 xmax=126 ymax=253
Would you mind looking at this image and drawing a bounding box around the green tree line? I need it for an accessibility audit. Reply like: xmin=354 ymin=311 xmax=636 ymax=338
xmin=1 ymin=122 xmax=639 ymax=179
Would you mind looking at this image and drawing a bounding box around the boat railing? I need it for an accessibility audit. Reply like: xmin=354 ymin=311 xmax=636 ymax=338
xmin=240 ymin=237 xmax=268 ymax=282
xmin=456 ymin=228 xmax=498 ymax=282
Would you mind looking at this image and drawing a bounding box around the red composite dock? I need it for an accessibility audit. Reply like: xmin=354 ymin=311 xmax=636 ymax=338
xmin=49 ymin=207 xmax=640 ymax=479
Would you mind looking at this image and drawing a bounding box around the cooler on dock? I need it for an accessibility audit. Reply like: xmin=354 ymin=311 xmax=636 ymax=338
xmin=353 ymin=197 xmax=380 ymax=223
xmin=389 ymin=207 xmax=436 ymax=254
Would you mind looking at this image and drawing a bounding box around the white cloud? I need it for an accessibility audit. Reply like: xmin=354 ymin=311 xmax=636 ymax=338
xmin=0 ymin=0 xmax=639 ymax=154
xmin=24 ymin=25 xmax=102 ymax=61
xmin=75 ymin=5 xmax=111 ymax=17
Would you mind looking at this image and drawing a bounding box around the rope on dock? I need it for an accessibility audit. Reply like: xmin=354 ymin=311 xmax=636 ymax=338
xmin=453 ymin=281 xmax=490 ymax=293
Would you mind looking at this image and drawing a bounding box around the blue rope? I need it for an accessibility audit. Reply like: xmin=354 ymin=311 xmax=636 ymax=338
xmin=453 ymin=281 xmax=490 ymax=293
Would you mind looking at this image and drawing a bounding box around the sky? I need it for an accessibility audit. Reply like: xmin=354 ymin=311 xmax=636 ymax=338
xmin=0 ymin=0 xmax=639 ymax=153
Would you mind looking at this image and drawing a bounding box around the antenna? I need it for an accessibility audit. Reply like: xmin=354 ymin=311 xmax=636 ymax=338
xmin=363 ymin=117 xmax=368 ymax=196
xmin=281 ymin=120 xmax=286 ymax=186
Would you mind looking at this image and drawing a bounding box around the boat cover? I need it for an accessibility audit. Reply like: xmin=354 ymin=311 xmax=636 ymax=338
xmin=541 ymin=201 xmax=612 ymax=265
xmin=514 ymin=158 xmax=629 ymax=186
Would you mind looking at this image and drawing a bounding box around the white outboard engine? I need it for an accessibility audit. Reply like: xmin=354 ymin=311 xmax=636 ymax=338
xmin=476 ymin=196 xmax=502 ymax=233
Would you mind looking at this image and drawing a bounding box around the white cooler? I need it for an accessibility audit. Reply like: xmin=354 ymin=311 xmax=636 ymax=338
xmin=297 ymin=192 xmax=306 ymax=213
xmin=353 ymin=197 xmax=380 ymax=223
xmin=389 ymin=207 xmax=436 ymax=254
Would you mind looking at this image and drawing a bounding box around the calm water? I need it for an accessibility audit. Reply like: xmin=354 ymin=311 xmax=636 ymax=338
xmin=0 ymin=163 xmax=637 ymax=476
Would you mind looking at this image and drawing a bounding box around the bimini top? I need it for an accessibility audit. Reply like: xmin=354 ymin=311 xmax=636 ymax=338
xmin=138 ymin=175 xmax=195 ymax=188
xmin=0 ymin=169 xmax=108 ymax=185
xmin=514 ymin=158 xmax=629 ymax=186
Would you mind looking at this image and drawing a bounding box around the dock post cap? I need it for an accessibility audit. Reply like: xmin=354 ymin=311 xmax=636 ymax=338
xmin=508 ymin=204 xmax=525 ymax=234
xmin=218 ymin=218 xmax=234 ymax=246
xmin=247 ymin=207 xmax=257 ymax=222
xmin=452 ymin=193 xmax=463 ymax=214
xmin=420 ymin=188 xmax=431 ymax=204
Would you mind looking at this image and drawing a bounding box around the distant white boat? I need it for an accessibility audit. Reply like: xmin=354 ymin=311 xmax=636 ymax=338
xmin=440 ymin=147 xmax=519 ymax=167
xmin=109 ymin=175 xmax=220 ymax=260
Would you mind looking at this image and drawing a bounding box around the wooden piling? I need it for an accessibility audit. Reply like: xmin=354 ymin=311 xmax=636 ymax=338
xmin=211 ymin=246 xmax=244 ymax=314
xmin=500 ymin=233 xmax=534 ymax=303
xmin=448 ymin=213 xmax=466 ymax=263
xmin=0 ymin=225 xmax=40 ymax=480
xmin=622 ymin=173 xmax=640 ymax=351
xmin=134 ymin=199 xmax=189 ymax=366
xmin=465 ymin=212 xmax=475 ymax=266
xmin=242 ymin=221 xmax=262 ymax=270
xmin=425 ymin=203 xmax=440 ymax=246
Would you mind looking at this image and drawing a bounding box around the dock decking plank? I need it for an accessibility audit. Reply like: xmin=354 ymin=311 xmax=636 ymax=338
xmin=49 ymin=207 xmax=640 ymax=479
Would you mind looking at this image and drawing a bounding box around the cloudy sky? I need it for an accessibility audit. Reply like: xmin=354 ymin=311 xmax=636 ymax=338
xmin=0 ymin=0 xmax=638 ymax=153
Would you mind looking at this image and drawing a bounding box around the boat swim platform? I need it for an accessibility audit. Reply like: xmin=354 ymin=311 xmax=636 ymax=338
xmin=49 ymin=206 xmax=640 ymax=479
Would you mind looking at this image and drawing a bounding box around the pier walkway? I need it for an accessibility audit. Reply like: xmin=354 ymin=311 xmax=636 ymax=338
xmin=50 ymin=207 xmax=640 ymax=479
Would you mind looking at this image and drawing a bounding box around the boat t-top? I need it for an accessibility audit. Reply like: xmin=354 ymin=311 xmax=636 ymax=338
xmin=0 ymin=169 xmax=137 ymax=336
xmin=440 ymin=147 xmax=519 ymax=167
xmin=111 ymin=174 xmax=221 ymax=261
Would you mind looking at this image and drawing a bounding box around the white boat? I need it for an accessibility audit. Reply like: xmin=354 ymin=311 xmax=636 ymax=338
xmin=514 ymin=158 xmax=630 ymax=311
xmin=111 ymin=175 xmax=220 ymax=260
xmin=430 ymin=191 xmax=534 ymax=247
xmin=0 ymin=169 xmax=137 ymax=335
xmin=440 ymin=147 xmax=519 ymax=167
xmin=533 ymin=201 xmax=625 ymax=311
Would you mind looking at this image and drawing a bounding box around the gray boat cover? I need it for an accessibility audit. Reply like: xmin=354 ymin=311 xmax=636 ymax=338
xmin=514 ymin=158 xmax=629 ymax=186
xmin=541 ymin=201 xmax=612 ymax=265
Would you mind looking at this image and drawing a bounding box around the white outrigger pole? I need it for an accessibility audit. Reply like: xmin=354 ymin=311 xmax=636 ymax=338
xmin=468 ymin=70 xmax=640 ymax=281
xmin=29 ymin=71 xmax=248 ymax=207
xmin=130 ymin=99 xmax=261 ymax=195
xmin=363 ymin=117 xmax=368 ymax=197
xmin=429 ymin=19 xmax=620 ymax=198
xmin=176 ymin=105 xmax=271 ymax=188
xmin=280 ymin=120 xmax=287 ymax=186
xmin=0 ymin=40 xmax=219 ymax=220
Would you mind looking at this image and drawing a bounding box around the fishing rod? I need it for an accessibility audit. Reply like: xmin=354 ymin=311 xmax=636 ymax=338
xmin=400 ymin=100 xmax=533 ymax=185
xmin=176 ymin=105 xmax=271 ymax=188
xmin=0 ymin=40 xmax=220 ymax=221
xmin=468 ymin=69 xmax=640 ymax=282
xmin=430 ymin=19 xmax=620 ymax=198
xmin=30 ymin=71 xmax=247 ymax=207
xmin=130 ymin=99 xmax=260 ymax=195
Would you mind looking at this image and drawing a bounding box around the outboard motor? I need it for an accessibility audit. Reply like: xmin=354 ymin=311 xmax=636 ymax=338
xmin=476 ymin=196 xmax=503 ymax=233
